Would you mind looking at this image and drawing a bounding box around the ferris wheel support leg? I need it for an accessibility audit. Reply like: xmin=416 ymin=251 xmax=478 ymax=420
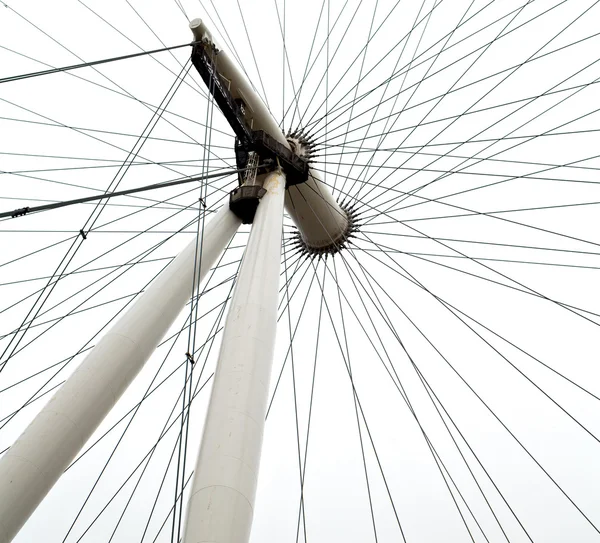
xmin=0 ymin=204 xmax=241 ymax=543
xmin=182 ymin=169 xmax=286 ymax=543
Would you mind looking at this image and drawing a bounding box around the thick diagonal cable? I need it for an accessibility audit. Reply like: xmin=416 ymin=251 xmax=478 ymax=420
xmin=0 ymin=59 xmax=192 ymax=374
xmin=1 ymin=3 xmax=236 ymax=172
xmin=0 ymin=177 xmax=232 ymax=320
xmin=0 ymin=206 xmax=206 ymax=432
xmin=0 ymin=41 xmax=196 ymax=84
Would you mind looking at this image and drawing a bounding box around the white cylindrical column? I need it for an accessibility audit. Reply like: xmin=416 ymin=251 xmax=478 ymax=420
xmin=182 ymin=170 xmax=285 ymax=543
xmin=0 ymin=205 xmax=241 ymax=543
xmin=190 ymin=18 xmax=349 ymax=252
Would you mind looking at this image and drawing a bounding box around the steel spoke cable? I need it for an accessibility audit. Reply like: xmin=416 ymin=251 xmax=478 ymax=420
xmin=356 ymin=245 xmax=600 ymax=272
xmin=361 ymin=96 xmax=600 ymax=223
xmin=300 ymin=0 xmax=450 ymax=130
xmin=330 ymin=256 xmax=379 ymax=542
xmin=66 ymin=236 xmax=241 ymax=541
xmin=299 ymin=172 xmax=600 ymax=325
xmin=0 ymin=211 xmax=204 ymax=431
xmin=307 ymin=255 xmax=407 ymax=541
xmin=347 ymin=236 xmax=600 ymax=534
xmin=336 ymin=0 xmax=435 ymax=199
xmin=199 ymin=0 xmax=274 ymax=114
xmin=0 ymin=61 xmax=193 ymax=363
xmin=342 ymin=0 xmax=477 ymax=203
xmin=354 ymin=230 xmax=600 ymax=405
xmin=318 ymin=74 xmax=600 ymax=168
xmin=329 ymin=245 xmax=498 ymax=541
xmin=267 ymin=256 xmax=318 ymax=419
xmin=0 ymin=115 xmax=231 ymax=150
xmin=304 ymin=0 xmax=516 ymax=137
xmin=352 ymin=230 xmax=600 ymax=324
xmin=285 ymin=0 xmax=328 ymax=131
xmin=294 ymin=262 xmax=326 ymax=543
xmin=357 ymin=230 xmax=600 ymax=259
xmin=0 ymin=258 xmax=242 ymax=343
xmin=292 ymin=0 xmax=364 ymax=130
xmin=282 ymin=238 xmax=309 ymax=542
xmin=330 ymin=0 xmax=384 ymax=197
xmin=0 ymin=171 xmax=234 ymax=316
xmin=1 ymin=2 xmax=237 ymax=172
xmin=312 ymin=166 xmax=600 ymax=265
xmin=356 ymin=33 xmax=600 ymax=215
xmin=331 ymin=252 xmax=494 ymax=542
xmin=348 ymin=0 xmax=537 ymax=205
xmin=1 ymin=156 xmax=236 ymax=177
xmin=340 ymin=246 xmax=532 ymax=540
xmin=327 ymin=155 xmax=600 ymax=187
xmin=234 ymin=0 xmax=272 ymax=112
xmin=305 ymin=0 xmax=560 ymax=137
xmin=288 ymin=192 xmax=411 ymax=540
xmin=0 ymin=347 xmax=93 ymax=395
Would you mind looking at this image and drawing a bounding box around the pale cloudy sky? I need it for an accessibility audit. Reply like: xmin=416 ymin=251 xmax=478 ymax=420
xmin=1 ymin=0 xmax=600 ymax=541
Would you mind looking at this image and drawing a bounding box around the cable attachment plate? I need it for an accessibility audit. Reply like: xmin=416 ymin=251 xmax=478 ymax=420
xmin=229 ymin=185 xmax=267 ymax=224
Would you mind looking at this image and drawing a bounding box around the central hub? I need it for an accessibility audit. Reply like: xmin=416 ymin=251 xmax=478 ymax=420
xmin=286 ymin=132 xmax=316 ymax=162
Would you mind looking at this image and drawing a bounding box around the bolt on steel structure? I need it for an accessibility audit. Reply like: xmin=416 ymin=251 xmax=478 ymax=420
xmin=0 ymin=17 xmax=352 ymax=543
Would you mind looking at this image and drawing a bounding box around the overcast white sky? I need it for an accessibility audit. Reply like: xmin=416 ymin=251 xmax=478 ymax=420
xmin=1 ymin=0 xmax=600 ymax=541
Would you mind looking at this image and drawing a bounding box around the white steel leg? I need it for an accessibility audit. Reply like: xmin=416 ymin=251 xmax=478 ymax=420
xmin=0 ymin=204 xmax=241 ymax=543
xmin=182 ymin=169 xmax=286 ymax=543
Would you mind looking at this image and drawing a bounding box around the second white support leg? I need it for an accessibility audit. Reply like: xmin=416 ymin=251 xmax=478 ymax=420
xmin=182 ymin=169 xmax=286 ymax=543
xmin=0 ymin=205 xmax=241 ymax=543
